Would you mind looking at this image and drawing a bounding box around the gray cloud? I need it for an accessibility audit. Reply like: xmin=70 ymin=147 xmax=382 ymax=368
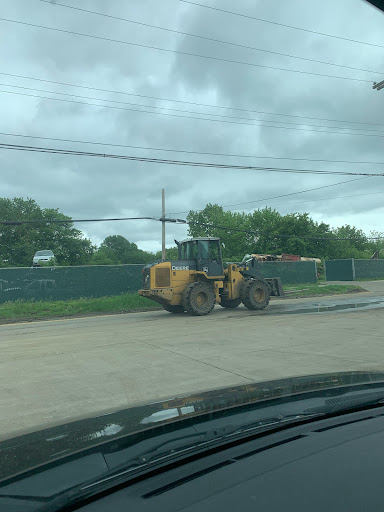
xmin=0 ymin=0 xmax=383 ymax=252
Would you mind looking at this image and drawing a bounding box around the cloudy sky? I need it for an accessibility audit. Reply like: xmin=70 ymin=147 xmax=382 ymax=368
xmin=1 ymin=0 xmax=383 ymax=252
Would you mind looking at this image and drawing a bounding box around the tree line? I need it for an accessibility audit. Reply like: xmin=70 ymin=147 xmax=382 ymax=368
xmin=0 ymin=198 xmax=174 ymax=267
xmin=0 ymin=198 xmax=381 ymax=267
xmin=187 ymin=204 xmax=383 ymax=261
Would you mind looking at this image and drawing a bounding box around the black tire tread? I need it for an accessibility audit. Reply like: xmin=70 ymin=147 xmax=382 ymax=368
xmin=241 ymin=278 xmax=270 ymax=310
xmin=182 ymin=282 xmax=215 ymax=316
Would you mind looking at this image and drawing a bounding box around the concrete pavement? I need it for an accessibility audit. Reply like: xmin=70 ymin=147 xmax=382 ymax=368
xmin=1 ymin=286 xmax=384 ymax=440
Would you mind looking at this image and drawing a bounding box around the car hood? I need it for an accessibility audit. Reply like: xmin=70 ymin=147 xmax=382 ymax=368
xmin=1 ymin=370 xmax=384 ymax=482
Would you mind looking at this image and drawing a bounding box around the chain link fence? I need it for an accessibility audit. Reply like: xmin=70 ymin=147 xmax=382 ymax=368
xmin=325 ymin=259 xmax=384 ymax=281
xmin=0 ymin=261 xmax=317 ymax=303
xmin=257 ymin=261 xmax=317 ymax=284
xmin=0 ymin=265 xmax=144 ymax=303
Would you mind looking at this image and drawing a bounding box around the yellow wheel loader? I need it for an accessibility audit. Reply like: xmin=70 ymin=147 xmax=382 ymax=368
xmin=138 ymin=237 xmax=284 ymax=316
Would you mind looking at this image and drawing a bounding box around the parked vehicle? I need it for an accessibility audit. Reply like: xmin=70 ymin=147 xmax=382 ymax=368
xmin=32 ymin=250 xmax=56 ymax=267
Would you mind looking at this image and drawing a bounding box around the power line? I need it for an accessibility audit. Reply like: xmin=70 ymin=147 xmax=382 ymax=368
xmin=3 ymin=88 xmax=384 ymax=139
xmin=3 ymin=82 xmax=384 ymax=133
xmin=38 ymin=0 xmax=383 ymax=76
xmin=170 ymin=187 xmax=384 ymax=215
xmin=0 ymin=71 xmax=381 ymax=127
xmin=238 ymin=189 xmax=384 ymax=211
xmin=222 ymin=178 xmax=368 ymax=207
xmin=0 ymin=216 xmax=161 ymax=226
xmin=2 ymin=131 xmax=384 ymax=166
xmin=1 ymin=141 xmax=384 ymax=177
xmin=179 ymin=0 xmax=384 ymax=50
xmin=168 ymin=177 xmax=369 ymax=214
xmin=0 ymin=17 xmax=373 ymax=83
xmin=180 ymin=219 xmax=383 ymax=240
xmin=1 ymin=211 xmax=381 ymax=241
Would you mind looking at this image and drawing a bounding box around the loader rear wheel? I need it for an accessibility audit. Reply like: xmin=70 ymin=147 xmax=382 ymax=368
xmin=182 ymin=282 xmax=215 ymax=316
xmin=162 ymin=303 xmax=184 ymax=314
xmin=220 ymin=298 xmax=241 ymax=308
xmin=241 ymin=279 xmax=270 ymax=310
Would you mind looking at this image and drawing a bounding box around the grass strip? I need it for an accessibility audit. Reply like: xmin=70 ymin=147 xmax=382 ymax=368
xmin=0 ymin=284 xmax=367 ymax=323
xmin=0 ymin=293 xmax=161 ymax=321
xmin=283 ymin=283 xmax=366 ymax=298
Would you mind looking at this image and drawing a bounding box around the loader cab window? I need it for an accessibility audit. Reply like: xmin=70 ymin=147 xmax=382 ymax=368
xmin=181 ymin=241 xmax=197 ymax=260
xmin=198 ymin=240 xmax=220 ymax=263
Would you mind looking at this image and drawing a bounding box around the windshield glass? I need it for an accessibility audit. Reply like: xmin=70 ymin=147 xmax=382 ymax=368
xmin=35 ymin=251 xmax=54 ymax=256
xmin=1 ymin=0 xmax=384 ymax=488
xmin=181 ymin=241 xmax=197 ymax=259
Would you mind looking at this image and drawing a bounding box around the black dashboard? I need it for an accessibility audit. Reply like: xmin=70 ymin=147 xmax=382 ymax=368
xmin=70 ymin=406 xmax=384 ymax=511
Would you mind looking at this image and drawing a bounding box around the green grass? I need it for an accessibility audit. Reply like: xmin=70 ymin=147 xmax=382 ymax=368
xmin=0 ymin=293 xmax=161 ymax=322
xmin=283 ymin=283 xmax=366 ymax=298
xmin=0 ymin=283 xmax=368 ymax=323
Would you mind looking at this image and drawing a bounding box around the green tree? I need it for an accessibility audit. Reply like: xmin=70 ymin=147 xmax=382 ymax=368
xmin=326 ymin=225 xmax=369 ymax=260
xmin=0 ymin=198 xmax=94 ymax=267
xmin=154 ymin=246 xmax=179 ymax=260
xmin=186 ymin=204 xmax=373 ymax=260
xmin=92 ymin=235 xmax=154 ymax=264
xmin=187 ymin=204 xmax=251 ymax=258
xmin=366 ymin=231 xmax=384 ymax=259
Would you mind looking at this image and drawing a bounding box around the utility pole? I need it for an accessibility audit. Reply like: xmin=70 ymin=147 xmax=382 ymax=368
xmin=373 ymin=79 xmax=384 ymax=91
xmin=162 ymin=188 xmax=166 ymax=259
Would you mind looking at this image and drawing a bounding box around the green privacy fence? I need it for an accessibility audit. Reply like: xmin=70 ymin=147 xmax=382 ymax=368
xmin=0 ymin=260 xmax=317 ymax=303
xmin=324 ymin=259 xmax=355 ymax=281
xmin=325 ymin=259 xmax=384 ymax=281
xmin=0 ymin=265 xmax=144 ymax=303
xmin=257 ymin=261 xmax=317 ymax=284
xmin=355 ymin=260 xmax=384 ymax=279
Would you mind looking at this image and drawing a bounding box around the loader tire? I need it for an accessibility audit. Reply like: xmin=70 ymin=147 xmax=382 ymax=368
xmin=241 ymin=278 xmax=270 ymax=310
xmin=182 ymin=282 xmax=215 ymax=316
xmin=220 ymin=298 xmax=241 ymax=308
xmin=162 ymin=303 xmax=184 ymax=314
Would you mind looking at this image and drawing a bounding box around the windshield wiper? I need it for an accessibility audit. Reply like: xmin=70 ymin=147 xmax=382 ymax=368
xmin=21 ymin=412 xmax=321 ymax=512
xmin=13 ymin=391 xmax=384 ymax=511
xmin=81 ymin=412 xmax=322 ymax=490
xmin=85 ymin=391 xmax=384 ymax=487
xmin=304 ymin=390 xmax=384 ymax=415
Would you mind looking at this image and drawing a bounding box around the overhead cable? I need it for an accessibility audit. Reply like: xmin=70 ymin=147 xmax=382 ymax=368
xmin=1 ymin=213 xmax=381 ymax=240
xmin=3 ymin=89 xmax=384 ymax=139
xmin=39 ymin=0 xmax=383 ymax=75
xmin=3 ymin=82 xmax=384 ymax=133
xmin=2 ymin=132 xmax=384 ymax=165
xmin=0 ymin=17 xmax=372 ymax=82
xmin=181 ymin=220 xmax=383 ymax=240
xmin=0 ymin=71 xmax=381 ymax=126
xmin=179 ymin=0 xmax=384 ymax=49
xmin=168 ymin=177 xmax=369 ymax=214
xmin=1 ymin=142 xmax=384 ymax=177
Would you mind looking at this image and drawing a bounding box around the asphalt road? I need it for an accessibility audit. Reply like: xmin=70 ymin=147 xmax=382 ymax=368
xmin=1 ymin=281 xmax=384 ymax=440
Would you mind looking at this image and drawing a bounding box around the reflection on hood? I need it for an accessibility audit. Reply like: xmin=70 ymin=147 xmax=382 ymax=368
xmin=85 ymin=423 xmax=123 ymax=440
xmin=2 ymin=371 xmax=384 ymax=482
xmin=141 ymin=406 xmax=196 ymax=424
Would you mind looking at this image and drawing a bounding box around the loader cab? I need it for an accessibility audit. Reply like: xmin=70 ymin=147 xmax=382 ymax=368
xmin=177 ymin=238 xmax=224 ymax=276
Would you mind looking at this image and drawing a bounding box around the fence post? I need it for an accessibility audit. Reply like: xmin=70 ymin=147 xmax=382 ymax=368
xmin=351 ymin=258 xmax=356 ymax=281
